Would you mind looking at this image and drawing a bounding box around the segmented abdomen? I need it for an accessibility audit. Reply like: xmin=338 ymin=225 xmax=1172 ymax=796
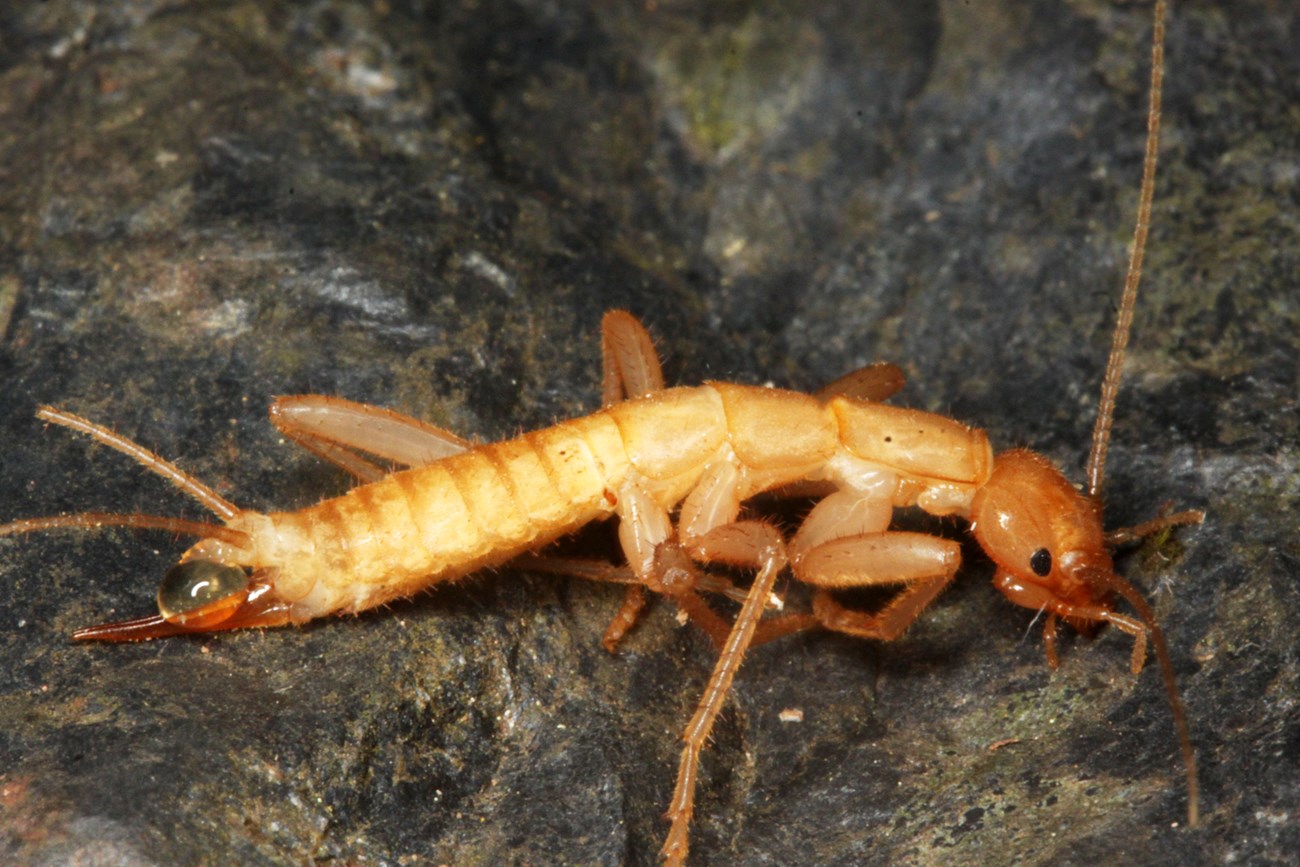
xmin=271 ymin=413 xmax=625 ymax=615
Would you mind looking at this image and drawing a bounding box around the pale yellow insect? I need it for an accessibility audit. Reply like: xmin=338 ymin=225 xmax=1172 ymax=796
xmin=0 ymin=2 xmax=1199 ymax=863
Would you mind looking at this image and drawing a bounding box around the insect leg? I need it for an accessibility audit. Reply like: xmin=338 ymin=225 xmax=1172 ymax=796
xmin=596 ymin=310 xmax=671 ymax=640
xmin=268 ymin=395 xmax=472 ymax=482
xmin=661 ymin=519 xmax=788 ymax=867
xmin=814 ymin=362 xmax=906 ymax=403
xmin=663 ymin=453 xmax=769 ymax=648
xmin=600 ymin=310 xmax=664 ymax=405
xmin=798 ymin=536 xmax=960 ymax=641
xmin=512 ymin=555 xmax=769 ymax=610
xmin=1043 ymin=613 xmax=1062 ymax=670
xmin=609 ymin=478 xmax=733 ymax=647
xmin=789 ymin=486 xmax=961 ymax=641
xmin=646 ymin=450 xmax=806 ymax=863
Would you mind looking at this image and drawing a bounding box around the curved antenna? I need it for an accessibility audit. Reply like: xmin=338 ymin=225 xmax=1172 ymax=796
xmin=36 ymin=406 xmax=241 ymax=521
xmin=1086 ymin=0 xmax=1166 ymax=498
xmin=0 ymin=513 xmax=250 ymax=547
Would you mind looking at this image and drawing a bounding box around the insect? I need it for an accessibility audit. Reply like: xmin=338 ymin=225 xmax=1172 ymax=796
xmin=0 ymin=1 xmax=1199 ymax=863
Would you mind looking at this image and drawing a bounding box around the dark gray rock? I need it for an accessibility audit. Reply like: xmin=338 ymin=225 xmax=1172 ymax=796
xmin=1 ymin=1 xmax=1294 ymax=864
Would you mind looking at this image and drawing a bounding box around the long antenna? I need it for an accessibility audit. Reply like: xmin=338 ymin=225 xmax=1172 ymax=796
xmin=1085 ymin=0 xmax=1166 ymax=498
xmin=35 ymin=406 xmax=242 ymax=521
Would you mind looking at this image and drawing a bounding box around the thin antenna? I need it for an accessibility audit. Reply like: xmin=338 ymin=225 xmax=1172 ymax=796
xmin=1086 ymin=0 xmax=1166 ymax=498
xmin=36 ymin=406 xmax=242 ymax=521
xmin=0 ymin=513 xmax=250 ymax=547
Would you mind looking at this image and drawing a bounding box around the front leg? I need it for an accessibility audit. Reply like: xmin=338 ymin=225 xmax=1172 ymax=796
xmin=752 ymin=483 xmax=963 ymax=644
xmin=797 ymin=531 xmax=961 ymax=641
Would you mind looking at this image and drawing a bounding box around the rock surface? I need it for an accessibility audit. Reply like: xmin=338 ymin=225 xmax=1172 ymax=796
xmin=1 ymin=1 xmax=1295 ymax=864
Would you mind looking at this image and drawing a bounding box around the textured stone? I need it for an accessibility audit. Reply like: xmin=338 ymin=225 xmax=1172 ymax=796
xmin=1 ymin=1 xmax=1294 ymax=864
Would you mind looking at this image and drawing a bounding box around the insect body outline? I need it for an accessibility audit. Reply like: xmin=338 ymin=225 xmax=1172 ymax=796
xmin=0 ymin=310 xmax=1200 ymax=862
xmin=0 ymin=1 xmax=1203 ymax=863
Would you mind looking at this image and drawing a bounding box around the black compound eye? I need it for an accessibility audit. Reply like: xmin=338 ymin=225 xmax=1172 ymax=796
xmin=1029 ymin=548 xmax=1052 ymax=577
